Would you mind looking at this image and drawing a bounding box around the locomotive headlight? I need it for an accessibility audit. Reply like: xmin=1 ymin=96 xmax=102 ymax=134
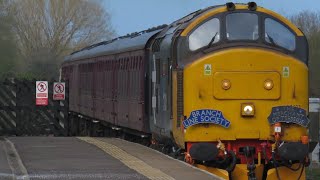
xmin=241 ymin=103 xmax=255 ymax=117
xmin=221 ymin=79 xmax=231 ymax=90
xmin=264 ymin=79 xmax=274 ymax=90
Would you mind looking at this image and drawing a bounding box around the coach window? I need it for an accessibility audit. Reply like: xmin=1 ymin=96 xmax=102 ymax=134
xmin=189 ymin=18 xmax=220 ymax=51
xmin=125 ymin=58 xmax=128 ymax=70
xmin=139 ymin=56 xmax=143 ymax=70
xmin=226 ymin=13 xmax=259 ymax=40
xmin=135 ymin=57 xmax=138 ymax=69
xmin=130 ymin=57 xmax=133 ymax=69
xmin=265 ymin=18 xmax=296 ymax=51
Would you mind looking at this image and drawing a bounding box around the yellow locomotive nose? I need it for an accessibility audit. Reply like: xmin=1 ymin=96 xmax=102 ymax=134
xmin=182 ymin=48 xmax=308 ymax=180
xmin=183 ymin=48 xmax=308 ymax=142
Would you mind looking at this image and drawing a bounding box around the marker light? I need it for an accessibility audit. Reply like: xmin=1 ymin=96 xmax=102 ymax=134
xmin=241 ymin=103 xmax=255 ymax=117
xmin=226 ymin=2 xmax=235 ymax=11
xmin=221 ymin=79 xmax=231 ymax=90
xmin=248 ymin=2 xmax=257 ymax=11
xmin=264 ymin=79 xmax=274 ymax=90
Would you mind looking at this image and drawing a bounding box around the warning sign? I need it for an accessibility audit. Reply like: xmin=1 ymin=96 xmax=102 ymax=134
xmin=283 ymin=66 xmax=290 ymax=78
xmin=36 ymin=81 xmax=48 ymax=106
xmin=53 ymin=82 xmax=65 ymax=100
xmin=204 ymin=64 xmax=212 ymax=75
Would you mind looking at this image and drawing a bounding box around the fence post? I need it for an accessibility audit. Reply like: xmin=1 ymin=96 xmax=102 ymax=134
xmin=310 ymin=98 xmax=320 ymax=164
xmin=65 ymin=80 xmax=70 ymax=136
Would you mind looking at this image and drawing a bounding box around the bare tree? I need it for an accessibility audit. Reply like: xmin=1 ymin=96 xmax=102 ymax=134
xmin=11 ymin=0 xmax=114 ymax=57
xmin=290 ymin=11 xmax=320 ymax=36
xmin=8 ymin=0 xmax=114 ymax=78
xmin=0 ymin=0 xmax=18 ymax=78
xmin=291 ymin=11 xmax=320 ymax=97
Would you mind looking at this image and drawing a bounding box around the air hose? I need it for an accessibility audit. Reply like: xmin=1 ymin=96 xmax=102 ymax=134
xmin=226 ymin=150 xmax=236 ymax=180
xmin=297 ymin=164 xmax=305 ymax=180
xmin=272 ymin=152 xmax=282 ymax=180
xmin=226 ymin=150 xmax=237 ymax=172
xmin=272 ymin=152 xmax=305 ymax=180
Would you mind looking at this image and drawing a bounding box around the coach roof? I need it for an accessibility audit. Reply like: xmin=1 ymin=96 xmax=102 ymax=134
xmin=64 ymin=5 xmax=224 ymax=62
xmin=64 ymin=25 xmax=166 ymax=62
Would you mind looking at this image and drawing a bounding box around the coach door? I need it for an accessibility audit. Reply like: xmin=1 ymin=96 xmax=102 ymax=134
xmin=151 ymin=55 xmax=171 ymax=132
xmin=104 ymin=59 xmax=114 ymax=125
xmin=151 ymin=55 xmax=159 ymax=128
xmin=112 ymin=59 xmax=119 ymax=126
xmin=151 ymin=32 xmax=174 ymax=138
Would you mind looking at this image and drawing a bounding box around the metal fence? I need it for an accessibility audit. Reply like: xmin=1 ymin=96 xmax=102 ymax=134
xmin=0 ymin=79 xmax=69 ymax=136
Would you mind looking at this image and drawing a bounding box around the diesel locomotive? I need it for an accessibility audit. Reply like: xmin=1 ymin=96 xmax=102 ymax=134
xmin=62 ymin=2 xmax=311 ymax=180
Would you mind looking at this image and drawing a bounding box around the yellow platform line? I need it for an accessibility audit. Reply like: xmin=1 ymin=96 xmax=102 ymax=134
xmin=77 ymin=137 xmax=175 ymax=180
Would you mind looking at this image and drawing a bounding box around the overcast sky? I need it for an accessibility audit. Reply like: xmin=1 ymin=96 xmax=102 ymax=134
xmin=103 ymin=0 xmax=320 ymax=36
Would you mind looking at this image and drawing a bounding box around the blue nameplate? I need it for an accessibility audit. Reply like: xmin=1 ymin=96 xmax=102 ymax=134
xmin=183 ymin=109 xmax=231 ymax=128
xmin=268 ymin=106 xmax=310 ymax=127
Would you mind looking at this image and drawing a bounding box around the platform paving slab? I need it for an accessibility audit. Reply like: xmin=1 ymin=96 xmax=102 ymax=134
xmin=5 ymin=137 xmax=148 ymax=180
xmin=0 ymin=138 xmax=15 ymax=180
xmin=1 ymin=137 xmax=223 ymax=180
xmin=95 ymin=137 xmax=222 ymax=180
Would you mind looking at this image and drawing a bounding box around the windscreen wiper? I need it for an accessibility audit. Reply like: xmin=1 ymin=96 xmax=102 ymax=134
xmin=206 ymin=32 xmax=218 ymax=49
xmin=266 ymin=33 xmax=277 ymax=47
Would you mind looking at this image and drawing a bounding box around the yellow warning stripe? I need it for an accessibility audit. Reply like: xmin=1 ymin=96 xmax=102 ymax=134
xmin=78 ymin=137 xmax=175 ymax=180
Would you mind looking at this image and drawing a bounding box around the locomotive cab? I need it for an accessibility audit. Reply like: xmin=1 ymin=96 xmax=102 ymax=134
xmin=177 ymin=5 xmax=308 ymax=66
xmin=169 ymin=3 xmax=310 ymax=180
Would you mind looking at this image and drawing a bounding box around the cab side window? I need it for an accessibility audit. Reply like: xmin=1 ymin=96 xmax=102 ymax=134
xmin=265 ymin=18 xmax=296 ymax=51
xmin=188 ymin=18 xmax=220 ymax=51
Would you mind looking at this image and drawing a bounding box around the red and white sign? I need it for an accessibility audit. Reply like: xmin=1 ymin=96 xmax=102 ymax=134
xmin=53 ymin=82 xmax=65 ymax=100
xmin=36 ymin=81 xmax=48 ymax=106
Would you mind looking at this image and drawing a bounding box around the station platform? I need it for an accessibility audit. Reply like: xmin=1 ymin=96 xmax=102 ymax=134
xmin=0 ymin=137 xmax=222 ymax=180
